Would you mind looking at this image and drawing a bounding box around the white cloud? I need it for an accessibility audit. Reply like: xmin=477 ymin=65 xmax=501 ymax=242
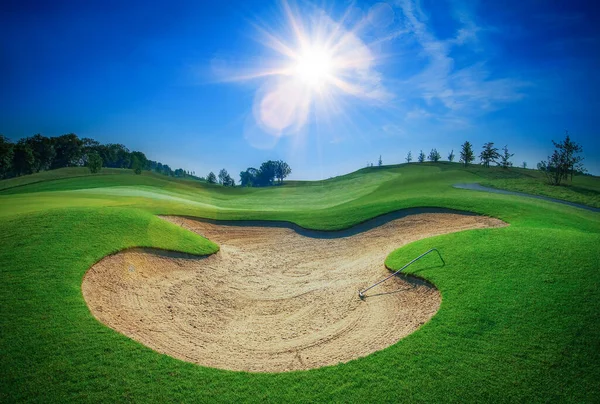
xmin=395 ymin=0 xmax=528 ymax=122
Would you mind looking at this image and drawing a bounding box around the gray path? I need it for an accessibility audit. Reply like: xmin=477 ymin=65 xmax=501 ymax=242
xmin=453 ymin=183 xmax=599 ymax=213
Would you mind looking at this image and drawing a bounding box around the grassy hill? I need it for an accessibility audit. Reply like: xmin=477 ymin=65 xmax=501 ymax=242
xmin=1 ymin=164 xmax=599 ymax=402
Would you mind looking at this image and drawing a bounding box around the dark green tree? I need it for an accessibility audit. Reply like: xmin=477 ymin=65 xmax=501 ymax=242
xmin=0 ymin=135 xmax=14 ymax=178
xmin=274 ymin=160 xmax=292 ymax=184
xmin=448 ymin=149 xmax=455 ymax=162
xmin=479 ymin=142 xmax=500 ymax=168
xmin=80 ymin=138 xmax=100 ymax=166
xmin=51 ymin=133 xmax=82 ymax=168
xmin=87 ymin=151 xmax=103 ymax=173
xmin=12 ymin=141 xmax=35 ymax=176
xmin=24 ymin=134 xmax=55 ymax=172
xmin=130 ymin=151 xmax=148 ymax=173
xmin=460 ymin=141 xmax=475 ymax=167
xmin=405 ymin=151 xmax=412 ymax=163
xmin=378 ymin=155 xmax=383 ymax=167
xmin=207 ymin=171 xmax=217 ymax=184
xmin=538 ymin=132 xmax=585 ymax=185
xmin=498 ymin=145 xmax=514 ymax=169
xmin=131 ymin=155 xmax=143 ymax=174
xmin=256 ymin=160 xmax=277 ymax=186
xmin=240 ymin=168 xmax=258 ymax=187
xmin=218 ymin=168 xmax=232 ymax=185
xmin=428 ymin=148 xmax=441 ymax=162
xmin=556 ymin=131 xmax=584 ymax=182
xmin=417 ymin=150 xmax=425 ymax=163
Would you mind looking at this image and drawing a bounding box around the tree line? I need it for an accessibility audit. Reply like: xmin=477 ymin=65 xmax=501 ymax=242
xmin=372 ymin=132 xmax=586 ymax=186
xmin=205 ymin=160 xmax=292 ymax=187
xmin=0 ymin=133 xmax=199 ymax=180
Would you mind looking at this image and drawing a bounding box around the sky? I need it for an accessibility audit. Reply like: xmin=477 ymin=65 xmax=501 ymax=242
xmin=1 ymin=0 xmax=599 ymax=179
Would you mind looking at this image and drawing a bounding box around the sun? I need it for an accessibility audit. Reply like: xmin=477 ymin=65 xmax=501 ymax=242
xmin=219 ymin=0 xmax=389 ymax=134
xmin=292 ymin=45 xmax=335 ymax=90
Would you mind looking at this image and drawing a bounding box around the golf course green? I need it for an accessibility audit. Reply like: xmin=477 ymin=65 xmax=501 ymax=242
xmin=1 ymin=162 xmax=599 ymax=402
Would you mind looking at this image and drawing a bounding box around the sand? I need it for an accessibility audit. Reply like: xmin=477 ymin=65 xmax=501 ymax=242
xmin=82 ymin=212 xmax=505 ymax=372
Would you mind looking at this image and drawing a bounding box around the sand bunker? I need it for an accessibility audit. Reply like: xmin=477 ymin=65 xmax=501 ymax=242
xmin=83 ymin=211 xmax=505 ymax=372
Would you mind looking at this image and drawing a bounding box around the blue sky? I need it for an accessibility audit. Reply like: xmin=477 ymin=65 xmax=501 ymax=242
xmin=1 ymin=0 xmax=599 ymax=179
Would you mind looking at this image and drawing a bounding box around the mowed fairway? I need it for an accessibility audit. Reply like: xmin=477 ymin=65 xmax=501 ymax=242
xmin=1 ymin=163 xmax=599 ymax=402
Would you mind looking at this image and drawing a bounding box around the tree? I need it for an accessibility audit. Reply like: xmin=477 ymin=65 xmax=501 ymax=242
xmin=87 ymin=151 xmax=103 ymax=173
xmin=522 ymin=161 xmax=527 ymax=169
xmin=51 ymin=133 xmax=83 ymax=168
xmin=538 ymin=151 xmax=563 ymax=186
xmin=131 ymin=155 xmax=143 ymax=175
xmin=417 ymin=150 xmax=425 ymax=163
xmin=479 ymin=142 xmax=500 ymax=168
xmin=79 ymin=138 xmax=100 ymax=166
xmin=274 ymin=160 xmax=292 ymax=184
xmin=448 ymin=149 xmax=455 ymax=162
xmin=12 ymin=141 xmax=35 ymax=176
xmin=218 ymin=168 xmax=230 ymax=185
xmin=556 ymin=131 xmax=584 ymax=182
xmin=256 ymin=160 xmax=277 ymax=186
xmin=378 ymin=155 xmax=383 ymax=167
xmin=460 ymin=141 xmax=475 ymax=167
xmin=428 ymin=148 xmax=441 ymax=162
xmin=240 ymin=167 xmax=259 ymax=187
xmin=207 ymin=171 xmax=217 ymax=184
xmin=406 ymin=151 xmax=412 ymax=163
xmin=0 ymin=135 xmax=14 ymax=179
xmin=538 ymin=132 xmax=585 ymax=185
xmin=24 ymin=134 xmax=55 ymax=172
xmin=130 ymin=151 xmax=148 ymax=174
xmin=498 ymin=145 xmax=514 ymax=169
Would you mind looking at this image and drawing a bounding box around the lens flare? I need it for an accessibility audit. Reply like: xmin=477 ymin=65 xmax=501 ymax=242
xmin=293 ymin=46 xmax=334 ymax=90
xmin=214 ymin=0 xmax=393 ymax=140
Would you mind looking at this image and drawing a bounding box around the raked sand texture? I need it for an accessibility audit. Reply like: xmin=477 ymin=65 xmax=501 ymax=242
xmin=83 ymin=213 xmax=505 ymax=372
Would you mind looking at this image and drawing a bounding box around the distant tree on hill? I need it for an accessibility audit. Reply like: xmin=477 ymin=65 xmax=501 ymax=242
xmin=130 ymin=151 xmax=148 ymax=172
xmin=12 ymin=141 xmax=35 ymax=176
xmin=498 ymin=145 xmax=514 ymax=169
xmin=378 ymin=155 xmax=383 ymax=167
xmin=538 ymin=131 xmax=585 ymax=185
xmin=274 ymin=160 xmax=292 ymax=184
xmin=479 ymin=142 xmax=500 ymax=168
xmin=87 ymin=151 xmax=103 ymax=173
xmin=80 ymin=137 xmax=100 ymax=166
xmin=207 ymin=172 xmax=217 ymax=184
xmin=0 ymin=135 xmax=14 ymax=179
xmin=240 ymin=167 xmax=258 ymax=187
xmin=448 ymin=149 xmax=455 ymax=162
xmin=417 ymin=150 xmax=425 ymax=163
xmin=406 ymin=151 xmax=412 ymax=163
xmin=24 ymin=134 xmax=55 ymax=172
xmin=522 ymin=161 xmax=527 ymax=169
xmin=257 ymin=160 xmax=279 ymax=186
xmin=51 ymin=133 xmax=82 ymax=169
xmin=460 ymin=141 xmax=475 ymax=167
xmin=218 ymin=168 xmax=230 ymax=185
xmin=559 ymin=131 xmax=585 ymax=182
xmin=131 ymin=155 xmax=143 ymax=174
xmin=428 ymin=148 xmax=441 ymax=162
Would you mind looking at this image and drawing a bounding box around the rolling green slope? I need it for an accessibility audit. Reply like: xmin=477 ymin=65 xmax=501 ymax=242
xmin=0 ymin=164 xmax=599 ymax=402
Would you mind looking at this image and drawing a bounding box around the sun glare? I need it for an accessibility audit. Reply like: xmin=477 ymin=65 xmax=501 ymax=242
xmin=293 ymin=46 xmax=334 ymax=90
xmin=219 ymin=0 xmax=390 ymax=137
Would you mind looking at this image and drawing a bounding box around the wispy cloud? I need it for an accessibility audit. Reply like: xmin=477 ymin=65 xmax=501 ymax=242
xmin=395 ymin=0 xmax=528 ymax=123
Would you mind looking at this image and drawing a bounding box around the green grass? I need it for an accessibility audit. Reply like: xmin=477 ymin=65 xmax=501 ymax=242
xmin=464 ymin=165 xmax=600 ymax=208
xmin=1 ymin=164 xmax=599 ymax=402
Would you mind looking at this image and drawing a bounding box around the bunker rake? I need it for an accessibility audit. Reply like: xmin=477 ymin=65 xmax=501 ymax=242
xmin=359 ymin=248 xmax=445 ymax=300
